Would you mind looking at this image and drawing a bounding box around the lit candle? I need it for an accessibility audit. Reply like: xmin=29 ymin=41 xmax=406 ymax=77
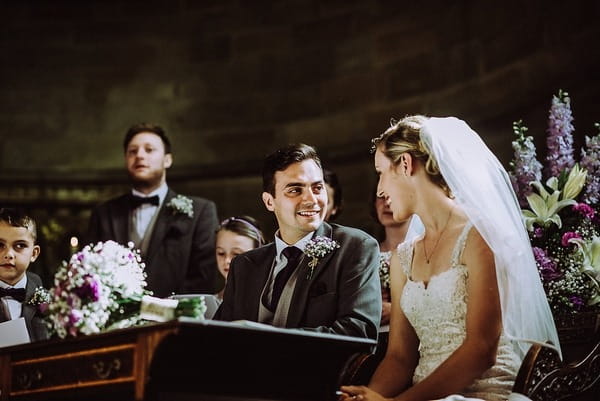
xmin=70 ymin=236 xmax=79 ymax=254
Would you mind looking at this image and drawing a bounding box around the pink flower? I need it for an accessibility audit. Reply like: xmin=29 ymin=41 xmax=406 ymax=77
xmin=573 ymin=202 xmax=595 ymax=219
xmin=561 ymin=231 xmax=582 ymax=247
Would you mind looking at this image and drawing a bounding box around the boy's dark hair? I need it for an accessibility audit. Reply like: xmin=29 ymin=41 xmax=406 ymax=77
xmin=123 ymin=123 xmax=172 ymax=154
xmin=262 ymin=143 xmax=322 ymax=195
xmin=0 ymin=208 xmax=37 ymax=242
xmin=323 ymin=168 xmax=343 ymax=220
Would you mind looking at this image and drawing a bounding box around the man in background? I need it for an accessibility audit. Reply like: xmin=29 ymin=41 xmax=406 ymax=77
xmin=87 ymin=123 xmax=219 ymax=297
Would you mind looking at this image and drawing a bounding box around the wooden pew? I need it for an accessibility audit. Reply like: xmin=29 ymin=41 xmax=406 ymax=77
xmin=0 ymin=319 xmax=375 ymax=401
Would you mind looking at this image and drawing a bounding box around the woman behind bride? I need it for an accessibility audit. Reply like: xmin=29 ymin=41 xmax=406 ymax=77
xmin=340 ymin=116 xmax=559 ymax=401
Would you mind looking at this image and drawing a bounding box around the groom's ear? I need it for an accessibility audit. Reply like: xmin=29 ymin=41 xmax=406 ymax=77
xmin=262 ymin=192 xmax=275 ymax=212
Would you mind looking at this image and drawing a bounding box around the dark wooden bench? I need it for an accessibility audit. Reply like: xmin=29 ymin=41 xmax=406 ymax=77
xmin=512 ymin=340 xmax=600 ymax=401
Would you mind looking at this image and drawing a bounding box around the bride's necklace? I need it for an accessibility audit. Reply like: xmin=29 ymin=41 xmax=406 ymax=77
xmin=423 ymin=205 xmax=455 ymax=264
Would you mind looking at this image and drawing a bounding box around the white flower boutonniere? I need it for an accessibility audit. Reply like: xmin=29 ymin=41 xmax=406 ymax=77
xmin=166 ymin=195 xmax=194 ymax=218
xmin=27 ymin=286 xmax=51 ymax=307
xmin=303 ymin=236 xmax=340 ymax=279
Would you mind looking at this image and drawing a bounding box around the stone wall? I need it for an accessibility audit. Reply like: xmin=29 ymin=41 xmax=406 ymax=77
xmin=1 ymin=0 xmax=599 ymax=281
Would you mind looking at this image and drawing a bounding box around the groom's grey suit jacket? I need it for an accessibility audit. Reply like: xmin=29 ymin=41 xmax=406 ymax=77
xmin=86 ymin=189 xmax=219 ymax=297
xmin=215 ymin=222 xmax=382 ymax=340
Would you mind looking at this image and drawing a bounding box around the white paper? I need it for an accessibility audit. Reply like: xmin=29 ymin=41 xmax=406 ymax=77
xmin=0 ymin=317 xmax=31 ymax=348
xmin=139 ymin=295 xmax=178 ymax=322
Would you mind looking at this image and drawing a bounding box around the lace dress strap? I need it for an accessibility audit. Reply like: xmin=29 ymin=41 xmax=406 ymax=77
xmin=397 ymin=239 xmax=415 ymax=277
xmin=450 ymin=222 xmax=474 ymax=267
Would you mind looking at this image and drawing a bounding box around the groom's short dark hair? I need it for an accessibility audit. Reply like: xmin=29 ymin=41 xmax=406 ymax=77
xmin=262 ymin=143 xmax=322 ymax=195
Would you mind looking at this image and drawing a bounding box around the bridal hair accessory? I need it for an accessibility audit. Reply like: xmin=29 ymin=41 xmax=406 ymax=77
xmin=420 ymin=116 xmax=561 ymax=358
xmin=303 ymin=236 xmax=340 ymax=279
xmin=166 ymin=195 xmax=194 ymax=218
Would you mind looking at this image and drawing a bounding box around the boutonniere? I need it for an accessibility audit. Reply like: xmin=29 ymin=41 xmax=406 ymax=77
xmin=303 ymin=236 xmax=340 ymax=279
xmin=166 ymin=195 xmax=194 ymax=218
xmin=27 ymin=286 xmax=51 ymax=311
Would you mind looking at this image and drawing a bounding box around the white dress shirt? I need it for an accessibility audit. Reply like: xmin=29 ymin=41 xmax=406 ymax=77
xmin=0 ymin=274 xmax=27 ymax=320
xmin=131 ymin=184 xmax=168 ymax=242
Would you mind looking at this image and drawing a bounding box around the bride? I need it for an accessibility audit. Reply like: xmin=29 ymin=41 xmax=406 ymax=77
xmin=340 ymin=116 xmax=559 ymax=401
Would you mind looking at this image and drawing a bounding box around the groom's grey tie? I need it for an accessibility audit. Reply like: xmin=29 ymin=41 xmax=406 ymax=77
xmin=270 ymin=246 xmax=302 ymax=311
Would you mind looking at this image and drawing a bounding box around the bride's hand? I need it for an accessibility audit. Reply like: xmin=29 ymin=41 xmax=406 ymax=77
xmin=338 ymin=385 xmax=389 ymax=401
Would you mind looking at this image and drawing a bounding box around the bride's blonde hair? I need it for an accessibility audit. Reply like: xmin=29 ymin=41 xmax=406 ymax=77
xmin=371 ymin=115 xmax=451 ymax=196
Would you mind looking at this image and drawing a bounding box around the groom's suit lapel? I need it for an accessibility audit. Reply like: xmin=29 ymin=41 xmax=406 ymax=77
xmin=145 ymin=189 xmax=177 ymax=264
xmin=111 ymin=195 xmax=130 ymax=246
xmin=21 ymin=275 xmax=37 ymax=322
xmin=249 ymin=245 xmax=276 ymax=319
xmin=286 ymin=223 xmax=334 ymax=328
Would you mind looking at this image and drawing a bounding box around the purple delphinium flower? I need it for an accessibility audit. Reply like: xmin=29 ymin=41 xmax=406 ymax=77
xmin=532 ymin=246 xmax=561 ymax=281
xmin=580 ymin=131 xmax=600 ymax=205
xmin=545 ymin=90 xmax=575 ymax=177
xmin=561 ymin=231 xmax=582 ymax=247
xmin=509 ymin=120 xmax=542 ymax=207
xmin=573 ymin=202 xmax=595 ymax=219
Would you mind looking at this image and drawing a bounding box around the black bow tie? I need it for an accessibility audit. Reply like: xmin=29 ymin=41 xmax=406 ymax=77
xmin=129 ymin=194 xmax=160 ymax=209
xmin=0 ymin=287 xmax=26 ymax=302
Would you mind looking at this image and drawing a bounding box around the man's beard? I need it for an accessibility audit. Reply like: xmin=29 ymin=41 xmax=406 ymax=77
xmin=130 ymin=172 xmax=164 ymax=191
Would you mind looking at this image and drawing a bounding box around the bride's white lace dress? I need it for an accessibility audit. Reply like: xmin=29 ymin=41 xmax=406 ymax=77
xmin=398 ymin=223 xmax=521 ymax=401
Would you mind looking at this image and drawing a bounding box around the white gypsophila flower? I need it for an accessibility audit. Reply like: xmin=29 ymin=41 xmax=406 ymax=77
xmin=166 ymin=195 xmax=194 ymax=218
xmin=303 ymin=236 xmax=340 ymax=279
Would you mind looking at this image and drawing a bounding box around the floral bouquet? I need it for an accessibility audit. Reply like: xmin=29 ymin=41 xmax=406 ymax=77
xmin=45 ymin=240 xmax=205 ymax=339
xmin=510 ymin=90 xmax=600 ymax=316
xmin=379 ymin=252 xmax=391 ymax=290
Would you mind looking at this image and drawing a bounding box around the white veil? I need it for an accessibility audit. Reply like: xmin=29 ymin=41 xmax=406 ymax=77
xmin=420 ymin=117 xmax=560 ymax=359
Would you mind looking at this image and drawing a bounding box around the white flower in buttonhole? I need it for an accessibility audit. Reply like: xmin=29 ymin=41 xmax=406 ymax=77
xmin=166 ymin=195 xmax=194 ymax=218
xmin=303 ymin=236 xmax=340 ymax=279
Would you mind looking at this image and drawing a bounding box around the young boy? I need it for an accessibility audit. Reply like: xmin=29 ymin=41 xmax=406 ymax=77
xmin=0 ymin=208 xmax=49 ymax=342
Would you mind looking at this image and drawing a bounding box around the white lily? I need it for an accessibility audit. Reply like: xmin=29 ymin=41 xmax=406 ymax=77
xmin=562 ymin=164 xmax=587 ymax=200
xmin=522 ymin=181 xmax=576 ymax=230
xmin=570 ymin=236 xmax=600 ymax=304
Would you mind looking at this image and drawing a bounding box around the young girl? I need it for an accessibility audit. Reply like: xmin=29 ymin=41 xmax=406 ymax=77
xmin=215 ymin=216 xmax=264 ymax=301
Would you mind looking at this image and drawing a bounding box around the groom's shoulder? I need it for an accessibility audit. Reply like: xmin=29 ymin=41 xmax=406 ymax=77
xmin=168 ymin=190 xmax=215 ymax=207
xmin=239 ymin=242 xmax=274 ymax=262
xmin=328 ymin=222 xmax=377 ymax=246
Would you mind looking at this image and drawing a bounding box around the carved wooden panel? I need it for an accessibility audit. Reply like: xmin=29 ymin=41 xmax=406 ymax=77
xmin=10 ymin=344 xmax=135 ymax=397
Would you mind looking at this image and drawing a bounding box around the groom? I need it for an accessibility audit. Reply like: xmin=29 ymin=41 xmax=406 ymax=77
xmin=215 ymin=143 xmax=381 ymax=340
xmin=86 ymin=123 xmax=219 ymax=298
